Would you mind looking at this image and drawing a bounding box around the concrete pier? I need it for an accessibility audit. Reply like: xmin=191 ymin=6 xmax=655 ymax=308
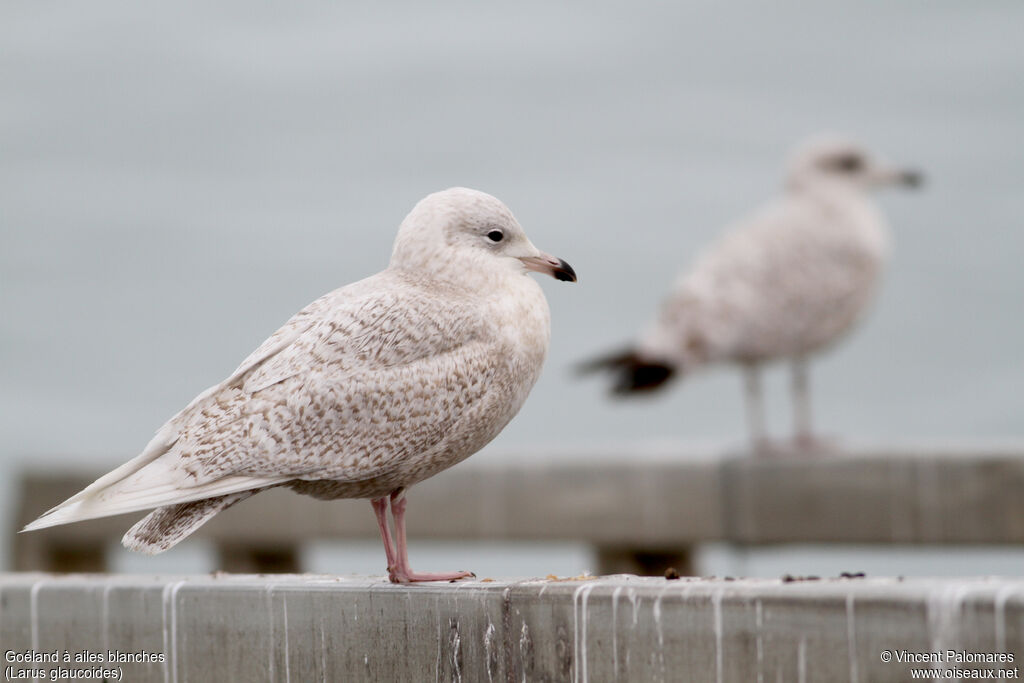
xmin=2 ymin=573 xmax=1023 ymax=682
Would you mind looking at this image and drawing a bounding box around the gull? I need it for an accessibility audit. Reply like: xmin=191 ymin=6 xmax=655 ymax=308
xmin=24 ymin=187 xmax=577 ymax=582
xmin=581 ymin=136 xmax=920 ymax=453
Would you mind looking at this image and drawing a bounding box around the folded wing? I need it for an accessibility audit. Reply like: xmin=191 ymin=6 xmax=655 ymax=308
xmin=25 ymin=272 xmax=495 ymax=530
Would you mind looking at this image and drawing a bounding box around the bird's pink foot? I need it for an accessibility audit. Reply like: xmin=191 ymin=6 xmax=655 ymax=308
xmin=750 ymin=434 xmax=839 ymax=458
xmin=752 ymin=436 xmax=779 ymax=457
xmin=792 ymin=432 xmax=839 ymax=455
xmin=387 ymin=568 xmax=475 ymax=584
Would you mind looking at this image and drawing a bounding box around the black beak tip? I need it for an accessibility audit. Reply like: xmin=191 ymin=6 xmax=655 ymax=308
xmin=554 ymin=259 xmax=577 ymax=283
xmin=901 ymin=170 xmax=925 ymax=188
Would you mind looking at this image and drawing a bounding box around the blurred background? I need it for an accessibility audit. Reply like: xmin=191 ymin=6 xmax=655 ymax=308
xmin=2 ymin=0 xmax=1022 ymax=576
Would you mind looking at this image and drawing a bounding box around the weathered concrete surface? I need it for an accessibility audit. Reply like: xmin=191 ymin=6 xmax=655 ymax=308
xmin=1 ymin=573 xmax=1023 ymax=682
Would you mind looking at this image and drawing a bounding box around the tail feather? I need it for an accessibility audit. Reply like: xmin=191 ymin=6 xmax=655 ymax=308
xmin=22 ymin=469 xmax=290 ymax=533
xmin=122 ymin=490 xmax=257 ymax=555
xmin=577 ymin=348 xmax=678 ymax=394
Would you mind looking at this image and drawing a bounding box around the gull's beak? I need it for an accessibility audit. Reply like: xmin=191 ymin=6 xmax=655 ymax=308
xmin=520 ymin=252 xmax=577 ymax=283
xmin=897 ymin=169 xmax=925 ymax=188
xmin=872 ymin=166 xmax=925 ymax=189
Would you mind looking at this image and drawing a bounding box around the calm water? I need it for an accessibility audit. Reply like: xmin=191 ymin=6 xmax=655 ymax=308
xmin=2 ymin=1 xmax=1022 ymax=572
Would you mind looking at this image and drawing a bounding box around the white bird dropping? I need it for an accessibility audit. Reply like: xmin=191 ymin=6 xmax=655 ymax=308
xmin=25 ymin=187 xmax=577 ymax=583
xmin=582 ymin=135 xmax=921 ymax=454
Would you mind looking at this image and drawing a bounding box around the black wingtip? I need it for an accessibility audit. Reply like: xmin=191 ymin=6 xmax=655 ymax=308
xmin=613 ymin=361 xmax=675 ymax=393
xmin=577 ymin=349 xmax=676 ymax=394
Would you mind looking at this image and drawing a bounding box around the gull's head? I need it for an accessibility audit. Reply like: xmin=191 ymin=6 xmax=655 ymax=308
xmin=784 ymin=135 xmax=923 ymax=194
xmin=390 ymin=187 xmax=576 ymax=285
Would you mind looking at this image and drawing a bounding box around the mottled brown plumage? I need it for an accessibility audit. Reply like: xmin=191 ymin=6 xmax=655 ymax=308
xmin=25 ymin=188 xmax=577 ymax=580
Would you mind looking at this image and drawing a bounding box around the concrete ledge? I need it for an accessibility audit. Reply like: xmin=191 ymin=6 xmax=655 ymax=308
xmin=2 ymin=573 xmax=1023 ymax=682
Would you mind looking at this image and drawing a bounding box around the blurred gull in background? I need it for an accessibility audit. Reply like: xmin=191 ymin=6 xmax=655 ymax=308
xmin=23 ymin=188 xmax=577 ymax=583
xmin=581 ymin=135 xmax=922 ymax=454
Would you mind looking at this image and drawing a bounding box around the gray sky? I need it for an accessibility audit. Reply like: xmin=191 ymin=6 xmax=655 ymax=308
xmin=2 ymin=0 xmax=1022 ymax=470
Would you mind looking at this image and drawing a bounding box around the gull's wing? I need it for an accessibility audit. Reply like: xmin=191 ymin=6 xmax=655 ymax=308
xmin=25 ymin=271 xmax=498 ymax=530
xmin=641 ymin=196 xmax=884 ymax=364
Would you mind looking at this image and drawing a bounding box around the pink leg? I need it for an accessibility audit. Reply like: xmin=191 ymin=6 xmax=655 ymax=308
xmin=386 ymin=489 xmax=475 ymax=584
xmin=371 ymin=497 xmax=398 ymax=572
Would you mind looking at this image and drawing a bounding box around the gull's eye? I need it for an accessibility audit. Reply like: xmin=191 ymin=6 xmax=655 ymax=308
xmin=487 ymin=230 xmax=504 ymax=243
xmin=833 ymin=154 xmax=864 ymax=173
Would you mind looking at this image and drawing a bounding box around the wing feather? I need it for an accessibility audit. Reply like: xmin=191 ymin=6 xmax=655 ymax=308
xmin=24 ymin=272 xmax=493 ymax=530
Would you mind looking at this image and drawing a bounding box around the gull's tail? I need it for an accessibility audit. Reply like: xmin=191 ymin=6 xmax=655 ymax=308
xmin=576 ymin=348 xmax=678 ymax=394
xmin=122 ymin=491 xmax=256 ymax=555
xmin=21 ymin=423 xmax=290 ymax=552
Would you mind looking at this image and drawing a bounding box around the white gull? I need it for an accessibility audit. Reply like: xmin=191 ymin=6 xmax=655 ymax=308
xmin=582 ymin=135 xmax=920 ymax=453
xmin=25 ymin=187 xmax=577 ymax=582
